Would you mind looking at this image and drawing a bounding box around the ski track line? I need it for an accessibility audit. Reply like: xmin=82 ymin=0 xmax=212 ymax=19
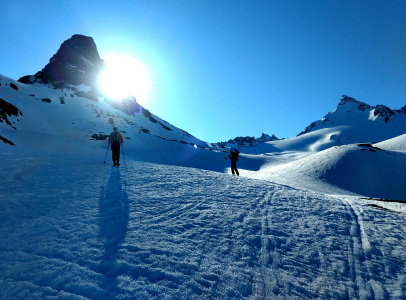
xmin=2 ymin=155 xmax=406 ymax=299
xmin=341 ymin=198 xmax=375 ymax=299
xmin=254 ymin=189 xmax=273 ymax=299
xmin=353 ymin=197 xmax=406 ymax=298
xmin=339 ymin=196 xmax=406 ymax=300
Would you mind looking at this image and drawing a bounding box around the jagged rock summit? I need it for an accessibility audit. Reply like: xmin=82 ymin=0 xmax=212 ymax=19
xmin=19 ymin=34 xmax=105 ymax=87
xmin=298 ymin=95 xmax=406 ymax=136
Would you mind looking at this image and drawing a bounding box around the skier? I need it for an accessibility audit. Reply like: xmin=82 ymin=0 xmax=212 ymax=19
xmin=108 ymin=127 xmax=124 ymax=167
xmin=228 ymin=148 xmax=240 ymax=176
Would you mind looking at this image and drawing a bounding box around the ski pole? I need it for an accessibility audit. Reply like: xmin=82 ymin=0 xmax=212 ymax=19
xmin=103 ymin=143 xmax=109 ymax=163
xmin=122 ymin=143 xmax=126 ymax=166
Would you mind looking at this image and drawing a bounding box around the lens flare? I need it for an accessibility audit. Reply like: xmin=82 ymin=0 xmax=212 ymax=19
xmin=100 ymin=54 xmax=150 ymax=106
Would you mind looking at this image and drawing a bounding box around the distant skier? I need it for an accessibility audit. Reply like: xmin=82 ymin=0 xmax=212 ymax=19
xmin=228 ymin=148 xmax=240 ymax=176
xmin=108 ymin=127 xmax=123 ymax=167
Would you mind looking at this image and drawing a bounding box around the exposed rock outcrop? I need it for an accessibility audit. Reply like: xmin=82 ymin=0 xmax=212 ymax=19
xmin=0 ymin=98 xmax=23 ymax=130
xmin=374 ymin=105 xmax=395 ymax=123
xmin=18 ymin=34 xmax=105 ymax=87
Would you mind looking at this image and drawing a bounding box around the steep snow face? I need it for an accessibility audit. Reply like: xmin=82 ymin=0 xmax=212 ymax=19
xmin=297 ymin=95 xmax=406 ymax=146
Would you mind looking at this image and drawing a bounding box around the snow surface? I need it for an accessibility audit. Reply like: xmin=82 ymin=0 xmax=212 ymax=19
xmin=375 ymin=133 xmax=406 ymax=153
xmin=2 ymin=73 xmax=406 ymax=299
xmin=1 ymin=149 xmax=406 ymax=299
xmin=247 ymin=144 xmax=406 ymax=201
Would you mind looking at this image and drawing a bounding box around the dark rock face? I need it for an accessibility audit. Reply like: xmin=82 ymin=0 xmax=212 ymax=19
xmin=10 ymin=83 xmax=18 ymax=90
xmin=143 ymin=110 xmax=152 ymax=118
xmin=91 ymin=133 xmax=109 ymax=140
xmin=374 ymin=105 xmax=394 ymax=123
xmin=297 ymin=122 xmax=317 ymax=136
xmin=256 ymin=133 xmax=279 ymax=143
xmin=0 ymin=135 xmax=15 ymax=146
xmin=0 ymin=98 xmax=23 ymax=130
xmin=18 ymin=34 xmax=105 ymax=87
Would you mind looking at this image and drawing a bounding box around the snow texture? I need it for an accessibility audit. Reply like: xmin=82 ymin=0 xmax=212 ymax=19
xmin=1 ymin=149 xmax=406 ymax=299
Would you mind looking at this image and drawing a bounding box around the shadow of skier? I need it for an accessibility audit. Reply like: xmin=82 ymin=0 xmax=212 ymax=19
xmin=98 ymin=168 xmax=129 ymax=296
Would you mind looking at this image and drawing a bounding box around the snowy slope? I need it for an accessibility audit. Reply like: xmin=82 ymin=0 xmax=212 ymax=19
xmin=0 ymin=74 xmax=199 ymax=145
xmin=0 ymin=74 xmax=234 ymax=172
xmin=1 ymin=34 xmax=230 ymax=171
xmin=243 ymin=127 xmax=351 ymax=154
xmin=3 ymin=73 xmax=406 ymax=200
xmin=1 ymin=149 xmax=406 ymax=299
xmin=248 ymin=142 xmax=406 ymax=200
xmin=375 ymin=133 xmax=406 ymax=153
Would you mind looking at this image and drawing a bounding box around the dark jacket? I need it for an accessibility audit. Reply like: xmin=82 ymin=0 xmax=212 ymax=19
xmin=228 ymin=151 xmax=239 ymax=162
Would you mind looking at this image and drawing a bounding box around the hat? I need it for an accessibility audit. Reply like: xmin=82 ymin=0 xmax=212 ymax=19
xmin=113 ymin=127 xmax=118 ymax=130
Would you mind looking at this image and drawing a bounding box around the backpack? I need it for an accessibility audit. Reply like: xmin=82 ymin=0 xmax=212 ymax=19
xmin=111 ymin=132 xmax=120 ymax=145
xmin=230 ymin=149 xmax=239 ymax=161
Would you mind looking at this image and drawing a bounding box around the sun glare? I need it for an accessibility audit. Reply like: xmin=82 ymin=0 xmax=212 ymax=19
xmin=100 ymin=54 xmax=150 ymax=105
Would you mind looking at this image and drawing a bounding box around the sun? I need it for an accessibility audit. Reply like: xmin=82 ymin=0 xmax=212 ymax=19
xmin=99 ymin=54 xmax=150 ymax=105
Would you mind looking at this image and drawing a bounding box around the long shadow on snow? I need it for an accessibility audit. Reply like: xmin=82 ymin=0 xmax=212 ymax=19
xmin=98 ymin=167 xmax=129 ymax=295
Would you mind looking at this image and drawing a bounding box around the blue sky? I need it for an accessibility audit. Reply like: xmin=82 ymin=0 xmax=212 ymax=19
xmin=1 ymin=0 xmax=405 ymax=142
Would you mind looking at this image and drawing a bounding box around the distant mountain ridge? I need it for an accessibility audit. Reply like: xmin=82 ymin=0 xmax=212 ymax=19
xmin=213 ymin=133 xmax=280 ymax=149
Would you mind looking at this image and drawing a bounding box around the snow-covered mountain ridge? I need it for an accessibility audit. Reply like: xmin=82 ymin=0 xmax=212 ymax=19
xmin=213 ymin=133 xmax=280 ymax=149
xmin=298 ymin=95 xmax=406 ymax=138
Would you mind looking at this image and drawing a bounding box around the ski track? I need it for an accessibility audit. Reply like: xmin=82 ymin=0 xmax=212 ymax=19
xmin=1 ymin=152 xmax=406 ymax=299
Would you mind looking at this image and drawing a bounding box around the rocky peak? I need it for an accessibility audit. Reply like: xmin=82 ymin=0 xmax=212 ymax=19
xmin=256 ymin=133 xmax=279 ymax=143
xmin=19 ymin=34 xmax=105 ymax=87
xmin=395 ymin=105 xmax=406 ymax=114
xmin=338 ymin=95 xmax=372 ymax=111
xmin=338 ymin=95 xmax=361 ymax=106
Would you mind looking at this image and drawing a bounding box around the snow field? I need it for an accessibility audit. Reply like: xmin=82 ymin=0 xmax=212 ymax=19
xmin=247 ymin=144 xmax=406 ymax=201
xmin=375 ymin=133 xmax=406 ymax=153
xmin=1 ymin=150 xmax=406 ymax=299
